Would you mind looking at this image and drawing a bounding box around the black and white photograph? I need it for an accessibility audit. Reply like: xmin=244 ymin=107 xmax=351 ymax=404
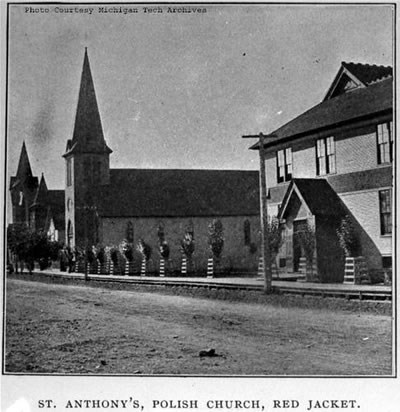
xmin=1 ymin=1 xmax=398 ymax=411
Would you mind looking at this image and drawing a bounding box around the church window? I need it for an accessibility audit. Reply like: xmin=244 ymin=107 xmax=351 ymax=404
xmin=244 ymin=219 xmax=251 ymax=245
xmin=277 ymin=148 xmax=292 ymax=183
xmin=66 ymin=158 xmax=72 ymax=186
xmin=379 ymin=189 xmax=392 ymax=235
xmin=126 ymin=221 xmax=134 ymax=243
xmin=377 ymin=122 xmax=393 ymax=164
xmin=316 ymin=136 xmax=336 ymax=175
xmin=67 ymin=220 xmax=73 ymax=246
xmin=157 ymin=223 xmax=165 ymax=243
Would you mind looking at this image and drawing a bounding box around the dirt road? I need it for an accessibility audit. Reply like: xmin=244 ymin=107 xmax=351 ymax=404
xmin=5 ymin=279 xmax=392 ymax=375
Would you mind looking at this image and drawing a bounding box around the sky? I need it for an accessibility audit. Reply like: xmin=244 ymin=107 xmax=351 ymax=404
xmin=7 ymin=3 xmax=394 ymax=192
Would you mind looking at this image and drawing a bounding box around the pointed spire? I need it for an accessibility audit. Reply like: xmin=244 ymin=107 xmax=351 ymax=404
xmin=32 ymin=173 xmax=48 ymax=206
xmin=67 ymin=49 xmax=112 ymax=155
xmin=16 ymin=141 xmax=33 ymax=180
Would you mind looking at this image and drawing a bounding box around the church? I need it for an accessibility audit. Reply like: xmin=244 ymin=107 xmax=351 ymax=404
xmin=10 ymin=49 xmax=261 ymax=274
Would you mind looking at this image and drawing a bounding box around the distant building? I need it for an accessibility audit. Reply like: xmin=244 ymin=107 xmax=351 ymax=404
xmin=9 ymin=142 xmax=65 ymax=242
xmin=251 ymin=62 xmax=393 ymax=281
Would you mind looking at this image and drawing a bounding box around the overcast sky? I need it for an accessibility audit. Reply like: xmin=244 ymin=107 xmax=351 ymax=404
xmin=7 ymin=3 xmax=393 ymax=191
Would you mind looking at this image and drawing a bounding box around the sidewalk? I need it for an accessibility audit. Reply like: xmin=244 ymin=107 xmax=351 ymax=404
xmin=14 ymin=267 xmax=392 ymax=300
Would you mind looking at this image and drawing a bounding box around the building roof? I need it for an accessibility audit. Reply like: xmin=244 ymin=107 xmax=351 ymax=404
xmin=278 ymin=178 xmax=346 ymax=219
xmin=251 ymin=77 xmax=392 ymax=150
xmin=15 ymin=141 xmax=33 ymax=180
xmin=47 ymin=190 xmax=65 ymax=230
xmin=98 ymin=169 xmax=260 ymax=217
xmin=64 ymin=48 xmax=112 ymax=157
xmin=324 ymin=62 xmax=393 ymax=100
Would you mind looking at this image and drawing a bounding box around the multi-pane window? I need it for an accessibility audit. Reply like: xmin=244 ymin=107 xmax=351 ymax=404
xmin=379 ymin=189 xmax=392 ymax=235
xmin=277 ymin=148 xmax=292 ymax=183
xmin=377 ymin=122 xmax=393 ymax=164
xmin=316 ymin=136 xmax=336 ymax=175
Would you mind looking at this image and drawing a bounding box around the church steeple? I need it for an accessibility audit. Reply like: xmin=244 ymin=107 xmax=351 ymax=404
xmin=63 ymin=49 xmax=112 ymax=248
xmin=16 ymin=141 xmax=33 ymax=181
xmin=64 ymin=48 xmax=112 ymax=156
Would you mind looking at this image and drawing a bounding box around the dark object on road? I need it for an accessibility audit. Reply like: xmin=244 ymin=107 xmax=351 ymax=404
xmin=199 ymin=348 xmax=217 ymax=357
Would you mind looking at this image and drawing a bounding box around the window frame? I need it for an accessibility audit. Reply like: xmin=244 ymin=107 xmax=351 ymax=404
xmin=379 ymin=189 xmax=392 ymax=236
xmin=316 ymin=136 xmax=336 ymax=176
xmin=377 ymin=121 xmax=393 ymax=164
xmin=276 ymin=147 xmax=293 ymax=183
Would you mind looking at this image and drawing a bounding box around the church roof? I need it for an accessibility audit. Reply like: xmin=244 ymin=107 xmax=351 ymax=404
xmin=98 ymin=169 xmax=259 ymax=217
xmin=10 ymin=142 xmax=39 ymax=197
xmin=251 ymin=76 xmax=392 ymax=150
xmin=16 ymin=141 xmax=33 ymax=179
xmin=47 ymin=190 xmax=65 ymax=230
xmin=278 ymin=178 xmax=346 ymax=219
xmin=31 ymin=174 xmax=48 ymax=206
xmin=64 ymin=49 xmax=112 ymax=156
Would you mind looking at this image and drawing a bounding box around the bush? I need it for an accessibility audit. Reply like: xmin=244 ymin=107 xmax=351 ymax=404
xmin=337 ymin=215 xmax=361 ymax=257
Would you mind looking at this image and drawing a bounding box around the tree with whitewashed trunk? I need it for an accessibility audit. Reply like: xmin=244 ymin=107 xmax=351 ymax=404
xmin=208 ymin=219 xmax=224 ymax=266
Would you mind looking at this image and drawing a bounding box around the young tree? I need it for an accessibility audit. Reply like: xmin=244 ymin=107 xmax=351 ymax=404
xmin=208 ymin=219 xmax=224 ymax=260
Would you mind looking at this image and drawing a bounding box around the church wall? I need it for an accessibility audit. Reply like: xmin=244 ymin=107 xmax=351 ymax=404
xmin=100 ymin=215 xmax=260 ymax=274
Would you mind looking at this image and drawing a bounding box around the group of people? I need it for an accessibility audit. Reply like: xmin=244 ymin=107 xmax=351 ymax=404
xmin=58 ymin=246 xmax=78 ymax=273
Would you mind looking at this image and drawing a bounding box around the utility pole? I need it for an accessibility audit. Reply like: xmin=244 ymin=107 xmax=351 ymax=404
xmin=242 ymin=133 xmax=276 ymax=293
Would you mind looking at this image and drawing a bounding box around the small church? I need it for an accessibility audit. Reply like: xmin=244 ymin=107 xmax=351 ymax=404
xmin=10 ymin=49 xmax=261 ymax=274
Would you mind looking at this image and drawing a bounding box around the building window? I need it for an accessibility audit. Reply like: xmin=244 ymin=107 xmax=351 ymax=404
xmin=377 ymin=122 xmax=393 ymax=164
xmin=316 ymin=136 xmax=336 ymax=175
xmin=277 ymin=148 xmax=292 ymax=183
xmin=66 ymin=158 xmax=72 ymax=186
xmin=244 ymin=219 xmax=251 ymax=245
xmin=379 ymin=189 xmax=392 ymax=235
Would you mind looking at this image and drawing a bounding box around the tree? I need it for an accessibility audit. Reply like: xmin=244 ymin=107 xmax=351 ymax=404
xmin=136 ymin=239 xmax=152 ymax=261
xmin=180 ymin=230 xmax=195 ymax=259
xmin=208 ymin=219 xmax=224 ymax=260
xmin=268 ymin=217 xmax=283 ymax=257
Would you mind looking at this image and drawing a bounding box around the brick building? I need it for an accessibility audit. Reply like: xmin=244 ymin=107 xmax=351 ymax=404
xmin=251 ymin=62 xmax=393 ymax=281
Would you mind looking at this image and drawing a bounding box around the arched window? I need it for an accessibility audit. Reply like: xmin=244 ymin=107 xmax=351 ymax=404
xmin=67 ymin=220 xmax=73 ymax=247
xmin=126 ymin=221 xmax=134 ymax=243
xmin=244 ymin=219 xmax=251 ymax=245
xmin=157 ymin=222 xmax=165 ymax=243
